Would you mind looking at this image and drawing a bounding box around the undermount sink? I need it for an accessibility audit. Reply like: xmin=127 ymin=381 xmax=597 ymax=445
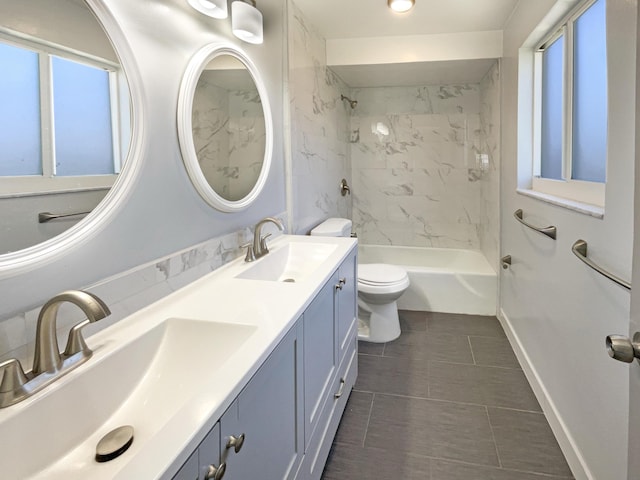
xmin=235 ymin=241 xmax=338 ymax=283
xmin=0 ymin=317 xmax=257 ymax=479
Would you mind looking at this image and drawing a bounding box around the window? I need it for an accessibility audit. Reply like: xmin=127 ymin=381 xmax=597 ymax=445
xmin=0 ymin=33 xmax=123 ymax=196
xmin=532 ymin=0 xmax=607 ymax=206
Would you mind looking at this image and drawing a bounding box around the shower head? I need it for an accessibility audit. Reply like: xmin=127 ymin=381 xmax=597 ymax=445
xmin=341 ymin=94 xmax=358 ymax=109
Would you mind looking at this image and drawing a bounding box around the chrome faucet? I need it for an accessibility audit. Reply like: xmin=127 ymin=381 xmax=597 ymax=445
xmin=243 ymin=217 xmax=285 ymax=262
xmin=0 ymin=290 xmax=110 ymax=408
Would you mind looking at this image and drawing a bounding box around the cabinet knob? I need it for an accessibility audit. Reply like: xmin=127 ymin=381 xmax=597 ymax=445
xmin=335 ymin=278 xmax=346 ymax=291
xmin=226 ymin=433 xmax=245 ymax=453
xmin=205 ymin=462 xmax=226 ymax=480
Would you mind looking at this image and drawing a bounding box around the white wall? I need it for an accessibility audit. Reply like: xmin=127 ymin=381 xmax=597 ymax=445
xmin=500 ymin=1 xmax=636 ymax=479
xmin=0 ymin=0 xmax=286 ymax=319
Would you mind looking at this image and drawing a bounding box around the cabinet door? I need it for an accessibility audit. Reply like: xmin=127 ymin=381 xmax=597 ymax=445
xmin=336 ymin=249 xmax=357 ymax=363
xmin=198 ymin=422 xmax=222 ymax=480
xmin=303 ymin=274 xmax=338 ymax=447
xmin=173 ymin=450 xmax=199 ymax=480
xmin=220 ymin=322 xmax=303 ymax=480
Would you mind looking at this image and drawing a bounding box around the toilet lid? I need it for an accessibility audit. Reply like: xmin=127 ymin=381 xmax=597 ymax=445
xmin=359 ymin=263 xmax=407 ymax=285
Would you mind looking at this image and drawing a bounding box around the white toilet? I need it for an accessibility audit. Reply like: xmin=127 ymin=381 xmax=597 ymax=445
xmin=310 ymin=218 xmax=410 ymax=343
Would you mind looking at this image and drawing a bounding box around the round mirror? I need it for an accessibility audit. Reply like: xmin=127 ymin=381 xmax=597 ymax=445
xmin=0 ymin=0 xmax=135 ymax=256
xmin=178 ymin=44 xmax=272 ymax=212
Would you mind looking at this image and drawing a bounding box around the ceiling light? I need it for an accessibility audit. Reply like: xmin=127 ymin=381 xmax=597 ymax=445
xmin=388 ymin=0 xmax=415 ymax=13
xmin=232 ymin=0 xmax=264 ymax=45
xmin=188 ymin=0 xmax=228 ymax=19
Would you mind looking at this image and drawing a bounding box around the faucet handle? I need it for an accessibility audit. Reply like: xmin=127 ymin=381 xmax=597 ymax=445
xmin=259 ymin=233 xmax=272 ymax=255
xmin=241 ymin=242 xmax=256 ymax=263
xmin=0 ymin=358 xmax=27 ymax=394
xmin=63 ymin=319 xmax=93 ymax=358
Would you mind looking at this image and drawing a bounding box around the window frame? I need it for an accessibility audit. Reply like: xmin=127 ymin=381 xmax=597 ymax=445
xmin=0 ymin=29 xmax=124 ymax=198
xmin=530 ymin=0 xmax=606 ymax=207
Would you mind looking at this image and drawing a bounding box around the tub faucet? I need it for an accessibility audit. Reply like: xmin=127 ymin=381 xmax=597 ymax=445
xmin=250 ymin=217 xmax=285 ymax=260
xmin=0 ymin=290 xmax=110 ymax=408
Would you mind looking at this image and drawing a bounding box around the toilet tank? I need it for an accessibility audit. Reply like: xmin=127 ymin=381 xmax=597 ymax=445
xmin=310 ymin=218 xmax=352 ymax=237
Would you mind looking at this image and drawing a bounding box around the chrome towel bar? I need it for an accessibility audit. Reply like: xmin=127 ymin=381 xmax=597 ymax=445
xmin=513 ymin=209 xmax=557 ymax=240
xmin=571 ymin=239 xmax=631 ymax=291
xmin=38 ymin=211 xmax=91 ymax=223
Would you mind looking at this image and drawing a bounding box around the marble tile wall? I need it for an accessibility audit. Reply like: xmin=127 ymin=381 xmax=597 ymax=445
xmin=350 ymin=85 xmax=484 ymax=249
xmin=0 ymin=212 xmax=287 ymax=370
xmin=478 ymin=62 xmax=501 ymax=272
xmin=192 ymin=71 xmax=266 ymax=201
xmin=288 ymin=0 xmax=352 ymax=234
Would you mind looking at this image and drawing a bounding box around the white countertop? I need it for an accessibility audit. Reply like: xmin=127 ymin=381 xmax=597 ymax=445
xmin=0 ymin=234 xmax=357 ymax=480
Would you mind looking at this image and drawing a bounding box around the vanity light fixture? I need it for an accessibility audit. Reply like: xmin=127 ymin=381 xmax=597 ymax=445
xmin=187 ymin=0 xmax=228 ymax=19
xmin=231 ymin=0 xmax=264 ymax=45
xmin=388 ymin=0 xmax=415 ymax=13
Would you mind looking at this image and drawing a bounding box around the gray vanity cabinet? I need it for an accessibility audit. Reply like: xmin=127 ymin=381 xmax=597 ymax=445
xmin=219 ymin=322 xmax=304 ymax=480
xmin=302 ymin=276 xmax=339 ymax=448
xmin=336 ymin=251 xmax=357 ymax=364
xmin=171 ymin=247 xmax=358 ymax=480
xmin=297 ymin=248 xmax=358 ymax=480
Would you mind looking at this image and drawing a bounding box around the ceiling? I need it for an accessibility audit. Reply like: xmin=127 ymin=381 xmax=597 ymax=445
xmin=292 ymin=0 xmax=520 ymax=87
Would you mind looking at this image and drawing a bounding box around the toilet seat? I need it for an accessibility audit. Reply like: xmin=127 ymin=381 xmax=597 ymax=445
xmin=358 ymin=263 xmax=409 ymax=294
xmin=358 ymin=263 xmax=408 ymax=285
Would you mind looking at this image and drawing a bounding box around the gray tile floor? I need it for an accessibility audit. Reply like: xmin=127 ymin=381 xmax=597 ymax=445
xmin=321 ymin=311 xmax=574 ymax=480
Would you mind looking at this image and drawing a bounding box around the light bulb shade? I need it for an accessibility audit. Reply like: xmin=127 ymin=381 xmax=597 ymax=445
xmin=188 ymin=0 xmax=228 ymax=19
xmin=231 ymin=1 xmax=263 ymax=45
xmin=388 ymin=0 xmax=415 ymax=13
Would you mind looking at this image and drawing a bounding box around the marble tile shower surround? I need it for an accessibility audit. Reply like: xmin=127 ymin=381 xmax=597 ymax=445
xmin=288 ymin=1 xmax=352 ymax=234
xmin=350 ymin=84 xmax=485 ymax=249
xmin=0 ymin=212 xmax=287 ymax=370
xmin=192 ymin=72 xmax=266 ymax=201
xmin=478 ymin=62 xmax=501 ymax=272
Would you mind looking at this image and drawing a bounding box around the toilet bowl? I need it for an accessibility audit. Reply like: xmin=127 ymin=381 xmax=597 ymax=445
xmin=309 ymin=218 xmax=410 ymax=343
xmin=357 ymin=263 xmax=409 ymax=343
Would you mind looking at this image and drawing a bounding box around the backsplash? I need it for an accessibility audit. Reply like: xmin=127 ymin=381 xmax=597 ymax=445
xmin=350 ymin=84 xmax=484 ymax=248
xmin=288 ymin=0 xmax=352 ymax=234
xmin=0 ymin=213 xmax=287 ymax=369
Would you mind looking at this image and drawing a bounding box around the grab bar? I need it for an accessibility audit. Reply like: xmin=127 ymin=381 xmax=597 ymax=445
xmin=38 ymin=211 xmax=91 ymax=224
xmin=571 ymin=240 xmax=631 ymax=291
xmin=513 ymin=209 xmax=557 ymax=240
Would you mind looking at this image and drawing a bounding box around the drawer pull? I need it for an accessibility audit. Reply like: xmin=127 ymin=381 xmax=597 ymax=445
xmin=335 ymin=278 xmax=346 ymax=291
xmin=205 ymin=462 xmax=226 ymax=480
xmin=226 ymin=433 xmax=245 ymax=453
xmin=334 ymin=378 xmax=346 ymax=399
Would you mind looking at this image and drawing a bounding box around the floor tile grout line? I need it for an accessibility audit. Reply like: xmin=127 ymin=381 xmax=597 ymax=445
xmin=468 ymin=335 xmax=477 ymax=365
xmin=351 ymin=388 xmax=544 ymax=414
xmin=361 ymin=392 xmax=375 ymax=448
xmin=430 ymin=357 xmax=524 ymax=371
xmin=328 ymin=440 xmax=573 ymax=479
xmin=422 ymin=454 xmax=575 ymax=479
xmin=484 ymin=405 xmax=503 ymax=468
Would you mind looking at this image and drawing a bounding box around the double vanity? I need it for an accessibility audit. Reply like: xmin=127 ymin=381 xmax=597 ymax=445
xmin=0 ymin=2 xmax=356 ymax=478
xmin=0 ymin=234 xmax=357 ymax=479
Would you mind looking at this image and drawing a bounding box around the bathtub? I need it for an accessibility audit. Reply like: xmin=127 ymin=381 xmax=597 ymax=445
xmin=358 ymin=245 xmax=497 ymax=315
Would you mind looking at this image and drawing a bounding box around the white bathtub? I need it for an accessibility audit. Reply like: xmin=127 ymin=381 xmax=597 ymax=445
xmin=358 ymin=245 xmax=497 ymax=315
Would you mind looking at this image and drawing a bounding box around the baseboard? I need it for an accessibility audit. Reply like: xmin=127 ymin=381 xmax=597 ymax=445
xmin=498 ymin=309 xmax=592 ymax=480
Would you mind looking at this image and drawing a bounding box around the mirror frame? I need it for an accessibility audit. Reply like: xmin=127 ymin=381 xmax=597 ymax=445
xmin=177 ymin=43 xmax=273 ymax=212
xmin=0 ymin=0 xmax=145 ymax=279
